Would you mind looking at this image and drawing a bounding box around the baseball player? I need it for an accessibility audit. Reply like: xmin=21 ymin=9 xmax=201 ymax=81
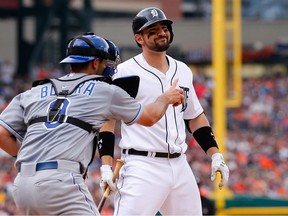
xmin=0 ymin=32 xmax=184 ymax=215
xmin=99 ymin=7 xmax=229 ymax=215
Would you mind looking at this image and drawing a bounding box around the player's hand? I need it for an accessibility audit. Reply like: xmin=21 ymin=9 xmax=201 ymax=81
xmin=100 ymin=164 xmax=117 ymax=192
xmin=211 ymin=153 xmax=229 ymax=190
xmin=163 ymin=79 xmax=184 ymax=107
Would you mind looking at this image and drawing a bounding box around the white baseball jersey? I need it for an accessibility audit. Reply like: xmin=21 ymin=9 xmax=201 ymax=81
xmin=113 ymin=54 xmax=203 ymax=215
xmin=114 ymin=54 xmax=203 ymax=154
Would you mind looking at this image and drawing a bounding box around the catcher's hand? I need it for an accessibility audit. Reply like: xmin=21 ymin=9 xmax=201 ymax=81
xmin=211 ymin=153 xmax=229 ymax=190
xmin=100 ymin=165 xmax=117 ymax=192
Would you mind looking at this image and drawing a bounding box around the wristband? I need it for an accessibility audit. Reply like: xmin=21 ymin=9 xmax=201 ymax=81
xmin=193 ymin=126 xmax=218 ymax=153
xmin=97 ymin=131 xmax=115 ymax=158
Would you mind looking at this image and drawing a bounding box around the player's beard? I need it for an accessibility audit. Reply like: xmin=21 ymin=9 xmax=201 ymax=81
xmin=148 ymin=37 xmax=170 ymax=52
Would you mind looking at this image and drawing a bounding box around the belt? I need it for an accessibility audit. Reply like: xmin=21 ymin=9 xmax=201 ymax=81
xmin=122 ymin=149 xmax=181 ymax=159
xmin=18 ymin=161 xmax=83 ymax=174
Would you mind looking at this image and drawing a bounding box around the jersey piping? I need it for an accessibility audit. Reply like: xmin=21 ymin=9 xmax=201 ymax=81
xmin=133 ymin=56 xmax=180 ymax=154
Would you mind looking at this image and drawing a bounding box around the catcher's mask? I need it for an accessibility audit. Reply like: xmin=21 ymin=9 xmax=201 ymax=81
xmin=103 ymin=39 xmax=121 ymax=77
xmin=60 ymin=32 xmax=110 ymax=64
xmin=132 ymin=7 xmax=174 ymax=47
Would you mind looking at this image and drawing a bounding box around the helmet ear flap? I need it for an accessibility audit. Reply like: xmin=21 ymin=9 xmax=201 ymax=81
xmin=167 ymin=24 xmax=174 ymax=43
xmin=132 ymin=17 xmax=148 ymax=34
xmin=132 ymin=17 xmax=147 ymax=48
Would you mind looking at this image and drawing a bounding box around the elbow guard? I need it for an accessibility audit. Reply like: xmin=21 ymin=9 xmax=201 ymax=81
xmin=97 ymin=131 xmax=115 ymax=158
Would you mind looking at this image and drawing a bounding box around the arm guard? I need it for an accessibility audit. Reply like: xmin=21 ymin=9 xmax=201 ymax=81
xmin=193 ymin=126 xmax=219 ymax=153
xmin=97 ymin=131 xmax=115 ymax=158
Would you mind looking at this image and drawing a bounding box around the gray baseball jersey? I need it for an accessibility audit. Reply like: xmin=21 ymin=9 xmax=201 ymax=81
xmin=0 ymin=72 xmax=143 ymax=168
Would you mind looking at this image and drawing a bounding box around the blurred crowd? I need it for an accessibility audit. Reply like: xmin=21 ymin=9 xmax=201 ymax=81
xmin=0 ymin=60 xmax=287 ymax=214
xmin=190 ymin=71 xmax=288 ymax=200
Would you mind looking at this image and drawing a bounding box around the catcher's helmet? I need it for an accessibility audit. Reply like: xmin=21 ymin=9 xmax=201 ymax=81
xmin=103 ymin=39 xmax=121 ymax=77
xmin=132 ymin=7 xmax=174 ymax=45
xmin=60 ymin=32 xmax=110 ymax=64
xmin=106 ymin=39 xmax=121 ymax=66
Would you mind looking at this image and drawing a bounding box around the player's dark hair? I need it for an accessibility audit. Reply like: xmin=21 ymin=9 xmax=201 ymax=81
xmin=70 ymin=62 xmax=91 ymax=71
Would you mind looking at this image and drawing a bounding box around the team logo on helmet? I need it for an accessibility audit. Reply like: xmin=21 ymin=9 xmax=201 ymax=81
xmin=151 ymin=9 xmax=159 ymax=18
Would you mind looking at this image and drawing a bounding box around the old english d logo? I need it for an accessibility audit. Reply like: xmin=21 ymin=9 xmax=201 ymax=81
xmin=179 ymin=86 xmax=189 ymax=112
xmin=151 ymin=9 xmax=158 ymax=18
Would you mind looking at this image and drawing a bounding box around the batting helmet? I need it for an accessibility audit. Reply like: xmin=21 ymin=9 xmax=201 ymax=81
xmin=132 ymin=7 xmax=174 ymax=45
xmin=60 ymin=32 xmax=110 ymax=64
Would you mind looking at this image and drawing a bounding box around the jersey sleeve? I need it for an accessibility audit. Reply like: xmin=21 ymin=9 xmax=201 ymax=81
xmin=183 ymin=86 xmax=204 ymax=120
xmin=108 ymin=86 xmax=143 ymax=125
xmin=0 ymin=93 xmax=26 ymax=141
xmin=180 ymin=63 xmax=204 ymax=120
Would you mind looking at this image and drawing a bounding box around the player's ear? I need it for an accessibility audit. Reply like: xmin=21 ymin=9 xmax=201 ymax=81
xmin=91 ymin=58 xmax=99 ymax=70
xmin=134 ymin=34 xmax=144 ymax=46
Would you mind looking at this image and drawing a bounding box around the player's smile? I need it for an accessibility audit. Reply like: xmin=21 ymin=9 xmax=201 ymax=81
xmin=154 ymin=38 xmax=168 ymax=48
xmin=156 ymin=36 xmax=168 ymax=42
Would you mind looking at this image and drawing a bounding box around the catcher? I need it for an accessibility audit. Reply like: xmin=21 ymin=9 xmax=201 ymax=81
xmin=0 ymin=32 xmax=184 ymax=215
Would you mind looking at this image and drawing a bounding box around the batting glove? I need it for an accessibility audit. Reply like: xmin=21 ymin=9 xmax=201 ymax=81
xmin=211 ymin=153 xmax=229 ymax=190
xmin=100 ymin=165 xmax=116 ymax=193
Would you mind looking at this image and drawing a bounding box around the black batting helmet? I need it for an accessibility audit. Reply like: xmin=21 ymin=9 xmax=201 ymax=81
xmin=132 ymin=7 xmax=174 ymax=46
